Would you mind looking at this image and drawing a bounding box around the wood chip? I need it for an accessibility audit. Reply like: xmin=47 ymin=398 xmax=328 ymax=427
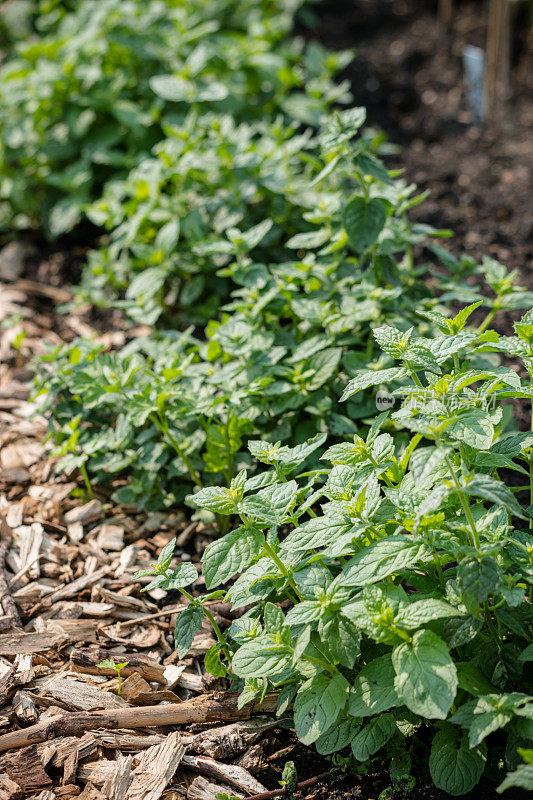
xmin=182 ymin=754 xmax=268 ymax=795
xmin=120 ymin=674 xmax=180 ymax=707
xmin=95 ymin=525 xmax=124 ymax=552
xmin=188 ymin=718 xmax=278 ymax=759
xmin=102 ymin=753 xmax=132 ymax=800
xmin=125 ymin=733 xmax=184 ymax=800
xmin=63 ymin=502 xmax=102 ymax=526
xmin=41 ymin=678 xmax=125 ymax=711
xmin=186 ymin=777 xmax=245 ymax=800
xmin=0 ymin=773 xmax=23 ymax=799
xmin=12 ymin=690 xmax=38 ymax=724
xmin=0 ymin=631 xmax=66 ymax=656
xmin=1 ymin=744 xmax=53 ymax=790
xmin=0 ymin=694 xmax=279 ymax=752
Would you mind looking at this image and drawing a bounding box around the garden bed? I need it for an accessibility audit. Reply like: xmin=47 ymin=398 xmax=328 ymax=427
xmin=0 ymin=1 xmax=532 ymax=799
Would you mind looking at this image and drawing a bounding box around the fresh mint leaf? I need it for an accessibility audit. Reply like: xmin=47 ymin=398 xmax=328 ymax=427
xmin=351 ymin=713 xmax=396 ymax=761
xmin=343 ymin=536 xmax=433 ymax=586
xmin=174 ymin=606 xmax=204 ymax=659
xmin=293 ymin=673 xmax=350 ymax=745
xmin=392 ymin=630 xmax=457 ymax=719
xmin=429 ymin=726 xmax=486 ymax=796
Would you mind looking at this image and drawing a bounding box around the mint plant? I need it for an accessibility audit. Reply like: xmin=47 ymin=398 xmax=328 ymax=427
xmin=35 ymin=233 xmax=533 ymax=512
xmin=142 ymin=306 xmax=533 ymax=796
xmin=0 ymin=0 xmax=348 ymax=238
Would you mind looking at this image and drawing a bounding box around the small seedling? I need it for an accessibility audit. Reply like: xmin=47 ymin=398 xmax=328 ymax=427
xmin=281 ymin=762 xmax=298 ymax=799
xmin=96 ymin=659 xmax=130 ymax=696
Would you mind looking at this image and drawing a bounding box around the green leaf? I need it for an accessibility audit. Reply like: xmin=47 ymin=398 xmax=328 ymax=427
xmin=318 ymin=609 xmax=361 ymax=669
xmin=357 ymin=152 xmax=392 ymax=184
xmin=286 ymin=229 xmax=329 ymax=249
xmin=239 ymin=495 xmax=280 ymax=526
xmin=343 ymin=196 xmax=387 ymax=252
xmin=155 ymin=219 xmax=180 ymax=252
xmin=395 ymin=599 xmax=464 ymax=629
xmin=341 ymin=367 xmax=405 ymax=402
xmin=392 ymin=630 xmax=457 ymax=719
xmin=162 ymin=561 xmax=198 ymax=590
xmin=205 ymin=644 xmax=227 ymax=678
xmin=429 ymin=726 xmax=486 ymax=796
xmin=443 ymin=615 xmax=483 ymax=649
xmin=192 ymin=486 xmax=237 ymax=515
xmin=202 ymin=526 xmax=263 ymax=588
xmin=150 ymin=74 xmax=191 ymax=100
xmin=457 ymin=556 xmax=502 ymax=615
xmin=351 ymin=713 xmax=396 ymax=761
xmin=282 ymin=517 xmax=354 ymax=552
xmin=306 ymin=348 xmax=342 ymax=391
xmin=293 ymin=673 xmax=350 ymax=745
xmin=455 ymin=663 xmax=496 ymax=697
xmin=446 ymin=409 xmax=494 ymax=450
xmin=174 ymin=605 xmax=203 ymax=658
xmin=452 ymin=694 xmax=515 ymax=747
xmin=348 ymin=656 xmax=400 ymax=717
xmin=157 ymin=537 xmax=177 ymax=572
xmin=497 ymin=762 xmax=533 ymax=793
xmin=373 ymin=325 xmax=411 ymax=358
xmin=491 ymin=432 xmax=533 ymax=456
xmin=315 ymin=717 xmax=361 ymax=755
xmin=231 ymin=636 xmax=292 ymax=680
xmin=518 ymin=643 xmax=533 ymax=662
xmin=463 ymin=475 xmax=526 ymax=519
xmin=343 ymin=535 xmax=433 ymax=586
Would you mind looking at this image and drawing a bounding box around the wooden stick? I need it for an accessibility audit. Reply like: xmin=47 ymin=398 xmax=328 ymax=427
xmin=438 ymin=0 xmax=453 ymax=27
xmin=9 ymin=556 xmax=43 ymax=588
xmin=0 ymin=693 xmax=279 ymax=753
xmin=484 ymin=0 xmax=510 ymax=121
xmin=243 ymin=769 xmax=337 ymax=800
xmin=110 ymin=605 xmax=183 ymax=629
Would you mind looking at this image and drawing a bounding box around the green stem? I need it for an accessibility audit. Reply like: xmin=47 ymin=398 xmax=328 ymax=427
xmin=356 ymin=170 xmax=370 ymax=201
xmin=224 ymin=413 xmax=234 ymax=488
xmin=261 ymin=541 xmax=304 ymax=602
xmin=151 ymin=413 xmax=204 ymax=488
xmin=301 ymin=653 xmax=339 ymax=677
xmin=80 ymin=462 xmax=94 ymax=499
xmin=443 ymin=452 xmax=481 ymax=552
xmin=476 ymin=303 xmax=499 ymax=334
xmin=429 ymin=538 xmax=445 ymax=588
xmin=399 ymin=433 xmax=422 ymax=474
xmin=405 ymin=243 xmax=413 ymax=273
xmin=484 ymin=604 xmax=502 ymax=652
xmin=181 ymin=588 xmax=230 ymax=658
xmin=409 ymin=369 xmax=424 ymax=389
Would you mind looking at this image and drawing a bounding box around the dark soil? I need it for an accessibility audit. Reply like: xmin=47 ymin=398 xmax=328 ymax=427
xmin=314 ymin=0 xmax=533 ymax=292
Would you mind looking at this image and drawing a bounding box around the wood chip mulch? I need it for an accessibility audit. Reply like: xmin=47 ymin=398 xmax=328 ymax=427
xmin=0 ymin=273 xmax=326 ymax=800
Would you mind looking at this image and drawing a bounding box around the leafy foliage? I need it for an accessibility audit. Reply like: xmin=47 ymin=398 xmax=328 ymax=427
xmin=35 ymin=227 xmax=532 ymax=511
xmin=141 ymin=308 xmax=533 ymax=796
xmin=0 ymin=0 xmax=348 ymax=237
